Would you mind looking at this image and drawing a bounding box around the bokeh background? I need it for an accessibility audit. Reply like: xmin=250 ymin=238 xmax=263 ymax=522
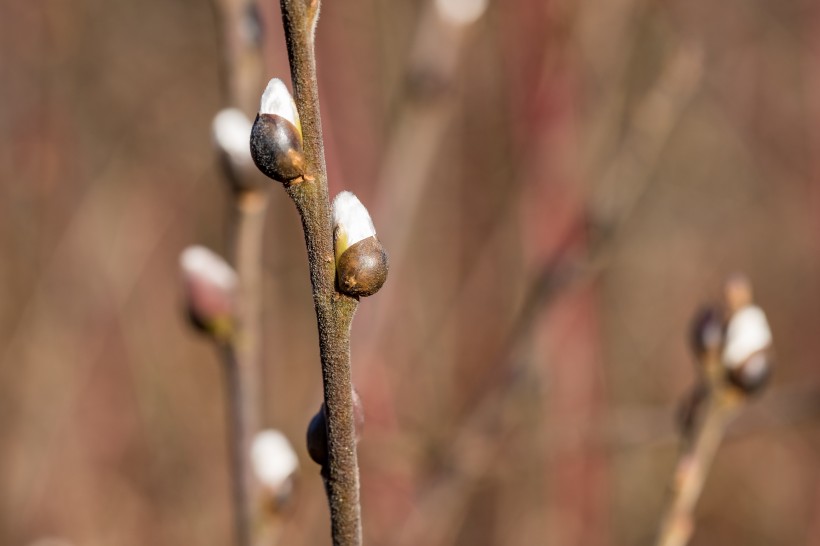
xmin=2 ymin=0 xmax=820 ymax=544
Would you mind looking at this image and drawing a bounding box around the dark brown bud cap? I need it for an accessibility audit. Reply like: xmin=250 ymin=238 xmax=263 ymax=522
xmin=689 ymin=306 xmax=724 ymax=358
xmin=336 ymin=236 xmax=389 ymax=297
xmin=306 ymin=390 xmax=365 ymax=468
xmin=250 ymin=113 xmax=307 ymax=184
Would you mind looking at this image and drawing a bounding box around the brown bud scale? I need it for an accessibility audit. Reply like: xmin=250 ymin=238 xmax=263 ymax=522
xmin=336 ymin=236 xmax=388 ymax=297
xmin=250 ymin=113 xmax=306 ymax=184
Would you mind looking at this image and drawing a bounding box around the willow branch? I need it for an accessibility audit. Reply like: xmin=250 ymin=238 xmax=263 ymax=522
xmin=279 ymin=1 xmax=363 ymax=545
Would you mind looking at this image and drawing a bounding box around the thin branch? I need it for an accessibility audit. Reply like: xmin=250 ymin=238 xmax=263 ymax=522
xmin=278 ymin=1 xmax=363 ymax=544
xmin=227 ymin=191 xmax=269 ymax=546
xmin=655 ymin=387 xmax=742 ymax=546
xmin=210 ymin=0 xmax=269 ymax=543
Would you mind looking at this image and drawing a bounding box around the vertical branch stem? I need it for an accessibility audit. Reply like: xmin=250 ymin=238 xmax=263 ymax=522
xmin=221 ymin=343 xmax=253 ymax=546
xmin=226 ymin=191 xmax=269 ymax=546
xmin=211 ymin=0 xmax=269 ymax=544
xmin=278 ymin=1 xmax=363 ymax=544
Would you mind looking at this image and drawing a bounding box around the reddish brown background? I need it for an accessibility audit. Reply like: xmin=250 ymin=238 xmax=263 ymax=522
xmin=2 ymin=0 xmax=820 ymax=545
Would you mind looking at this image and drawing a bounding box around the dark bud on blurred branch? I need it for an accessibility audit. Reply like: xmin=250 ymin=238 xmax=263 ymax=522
xmin=332 ymin=192 xmax=388 ymax=298
xmin=250 ymin=79 xmax=307 ymax=185
xmin=689 ymin=306 xmax=724 ymax=359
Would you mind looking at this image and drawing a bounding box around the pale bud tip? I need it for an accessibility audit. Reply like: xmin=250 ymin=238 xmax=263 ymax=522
xmin=212 ymin=108 xmax=253 ymax=166
xmin=333 ymin=191 xmax=377 ymax=256
xmin=260 ymin=78 xmax=300 ymax=128
xmin=179 ymin=246 xmax=237 ymax=293
xmin=722 ymin=304 xmax=772 ymax=368
xmin=435 ymin=0 xmax=488 ymax=26
xmin=251 ymin=429 xmax=299 ymax=490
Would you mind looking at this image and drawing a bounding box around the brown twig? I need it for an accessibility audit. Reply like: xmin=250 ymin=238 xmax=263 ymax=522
xmin=210 ymin=0 xmax=268 ymax=544
xmin=226 ymin=191 xmax=269 ymax=546
xmin=655 ymin=345 xmax=743 ymax=546
xmin=278 ymin=1 xmax=363 ymax=544
xmin=656 ymin=388 xmax=742 ymax=546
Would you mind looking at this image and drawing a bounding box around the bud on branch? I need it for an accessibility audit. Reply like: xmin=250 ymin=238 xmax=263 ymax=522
xmin=332 ymin=191 xmax=388 ymax=297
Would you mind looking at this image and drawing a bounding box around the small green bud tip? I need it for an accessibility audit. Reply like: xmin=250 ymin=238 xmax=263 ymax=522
xmin=332 ymin=191 xmax=388 ymax=297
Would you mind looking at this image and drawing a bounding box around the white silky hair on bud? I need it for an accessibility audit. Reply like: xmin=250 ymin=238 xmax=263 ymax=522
xmin=435 ymin=0 xmax=488 ymax=26
xmin=722 ymin=304 xmax=772 ymax=369
xmin=180 ymin=246 xmax=238 ymax=292
xmin=259 ymin=78 xmax=300 ymax=128
xmin=251 ymin=429 xmax=299 ymax=490
xmin=212 ymin=108 xmax=253 ymax=167
xmin=332 ymin=191 xmax=377 ymax=255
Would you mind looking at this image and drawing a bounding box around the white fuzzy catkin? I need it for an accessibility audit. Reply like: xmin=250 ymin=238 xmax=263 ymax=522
xmin=259 ymin=78 xmax=300 ymax=129
xmin=435 ymin=0 xmax=488 ymax=26
xmin=212 ymin=108 xmax=254 ymax=167
xmin=251 ymin=429 xmax=299 ymax=490
xmin=179 ymin=246 xmax=237 ymax=293
xmin=722 ymin=304 xmax=772 ymax=369
xmin=332 ymin=191 xmax=377 ymax=259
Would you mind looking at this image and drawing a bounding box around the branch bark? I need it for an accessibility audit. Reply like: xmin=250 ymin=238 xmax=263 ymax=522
xmin=279 ymin=1 xmax=363 ymax=544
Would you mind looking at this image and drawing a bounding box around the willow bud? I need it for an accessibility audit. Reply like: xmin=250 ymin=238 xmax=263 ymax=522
xmin=250 ymin=79 xmax=306 ymax=184
xmin=251 ymin=429 xmax=299 ymax=505
xmin=179 ymin=246 xmax=237 ymax=341
xmin=689 ymin=306 xmax=724 ymax=358
xmin=306 ymin=389 xmax=365 ymax=468
xmin=722 ymin=304 xmax=773 ymax=395
xmin=332 ymin=191 xmax=388 ymax=297
xmin=213 ymin=108 xmax=253 ymax=170
xmin=726 ymin=351 xmax=772 ymax=394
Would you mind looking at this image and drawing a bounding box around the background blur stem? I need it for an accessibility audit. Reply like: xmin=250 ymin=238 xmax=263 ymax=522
xmin=656 ymin=372 xmax=743 ymax=546
xmin=279 ymin=0 xmax=363 ymax=544
xmin=225 ymin=190 xmax=269 ymax=546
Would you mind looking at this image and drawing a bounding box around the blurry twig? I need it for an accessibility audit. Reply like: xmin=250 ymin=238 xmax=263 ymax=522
xmin=656 ymin=388 xmax=741 ymax=546
xmin=211 ymin=0 xmax=268 ymax=544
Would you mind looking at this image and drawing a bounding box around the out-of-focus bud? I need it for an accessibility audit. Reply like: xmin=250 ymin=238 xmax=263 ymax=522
xmin=726 ymin=350 xmax=771 ymax=394
xmin=689 ymin=306 xmax=724 ymax=358
xmin=722 ymin=304 xmax=773 ymax=395
xmin=251 ymin=429 xmax=299 ymax=503
xmin=250 ymin=78 xmax=306 ymax=184
xmin=306 ymin=389 xmax=365 ymax=468
xmin=179 ymin=245 xmax=237 ymax=341
xmin=213 ymin=108 xmax=254 ymax=170
xmin=434 ymin=0 xmax=488 ymax=26
xmin=332 ymin=191 xmax=388 ymax=297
